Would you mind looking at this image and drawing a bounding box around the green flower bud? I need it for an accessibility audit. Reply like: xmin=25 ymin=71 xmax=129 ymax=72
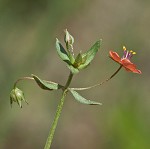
xmin=10 ymin=87 xmax=28 ymax=108
xmin=73 ymin=52 xmax=83 ymax=68
xmin=73 ymin=52 xmax=88 ymax=68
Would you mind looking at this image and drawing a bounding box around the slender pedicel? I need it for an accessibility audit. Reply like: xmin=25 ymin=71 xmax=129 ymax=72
xmin=70 ymin=65 xmax=122 ymax=91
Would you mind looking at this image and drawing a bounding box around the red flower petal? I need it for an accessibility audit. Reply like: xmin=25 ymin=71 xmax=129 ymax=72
xmin=121 ymin=59 xmax=142 ymax=74
xmin=109 ymin=51 xmax=121 ymax=64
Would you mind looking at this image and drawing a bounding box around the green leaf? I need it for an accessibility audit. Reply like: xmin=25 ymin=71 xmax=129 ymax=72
xmin=56 ymin=38 xmax=71 ymax=65
xmin=78 ymin=39 xmax=102 ymax=70
xmin=69 ymin=89 xmax=102 ymax=105
xmin=32 ymin=74 xmax=62 ymax=90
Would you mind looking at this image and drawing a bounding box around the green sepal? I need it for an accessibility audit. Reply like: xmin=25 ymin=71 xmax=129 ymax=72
xmin=10 ymin=87 xmax=28 ymax=108
xmin=69 ymin=89 xmax=102 ymax=105
xmin=32 ymin=74 xmax=62 ymax=90
xmin=78 ymin=39 xmax=102 ymax=70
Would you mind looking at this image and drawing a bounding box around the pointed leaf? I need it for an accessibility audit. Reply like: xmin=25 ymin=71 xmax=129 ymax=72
xmin=32 ymin=74 xmax=62 ymax=90
xmin=69 ymin=89 xmax=102 ymax=105
xmin=56 ymin=38 xmax=71 ymax=65
xmin=78 ymin=39 xmax=102 ymax=70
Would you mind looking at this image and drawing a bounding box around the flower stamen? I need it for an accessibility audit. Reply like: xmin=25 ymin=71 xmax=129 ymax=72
xmin=122 ymin=46 xmax=136 ymax=60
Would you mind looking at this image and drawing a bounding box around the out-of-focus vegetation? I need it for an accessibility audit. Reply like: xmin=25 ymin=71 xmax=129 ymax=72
xmin=0 ymin=0 xmax=150 ymax=149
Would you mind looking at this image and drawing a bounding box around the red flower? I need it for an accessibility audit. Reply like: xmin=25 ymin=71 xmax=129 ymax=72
xmin=109 ymin=46 xmax=142 ymax=74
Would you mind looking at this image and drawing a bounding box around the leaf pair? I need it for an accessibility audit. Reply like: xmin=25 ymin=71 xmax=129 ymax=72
xmin=32 ymin=74 xmax=101 ymax=105
xmin=56 ymin=39 xmax=102 ymax=74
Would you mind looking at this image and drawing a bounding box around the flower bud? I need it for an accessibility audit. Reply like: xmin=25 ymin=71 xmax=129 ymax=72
xmin=10 ymin=87 xmax=28 ymax=108
xmin=73 ymin=52 xmax=83 ymax=68
xmin=64 ymin=29 xmax=74 ymax=49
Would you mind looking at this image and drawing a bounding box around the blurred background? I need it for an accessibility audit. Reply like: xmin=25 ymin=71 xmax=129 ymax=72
xmin=0 ymin=0 xmax=149 ymax=148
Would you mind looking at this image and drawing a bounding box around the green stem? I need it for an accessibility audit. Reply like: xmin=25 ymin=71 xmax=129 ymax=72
xmin=44 ymin=89 xmax=67 ymax=149
xmin=14 ymin=77 xmax=34 ymax=88
xmin=64 ymin=72 xmax=74 ymax=88
xmin=44 ymin=72 xmax=73 ymax=149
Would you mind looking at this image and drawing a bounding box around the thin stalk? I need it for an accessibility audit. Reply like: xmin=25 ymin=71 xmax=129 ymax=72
xmin=14 ymin=77 xmax=34 ymax=88
xmin=44 ymin=72 xmax=73 ymax=149
xmin=14 ymin=76 xmax=62 ymax=88
xmin=71 ymin=65 xmax=122 ymax=91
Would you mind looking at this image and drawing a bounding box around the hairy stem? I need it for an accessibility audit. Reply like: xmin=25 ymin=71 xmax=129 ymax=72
xmin=44 ymin=89 xmax=67 ymax=149
xmin=44 ymin=72 xmax=73 ymax=149
xmin=71 ymin=65 xmax=122 ymax=91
